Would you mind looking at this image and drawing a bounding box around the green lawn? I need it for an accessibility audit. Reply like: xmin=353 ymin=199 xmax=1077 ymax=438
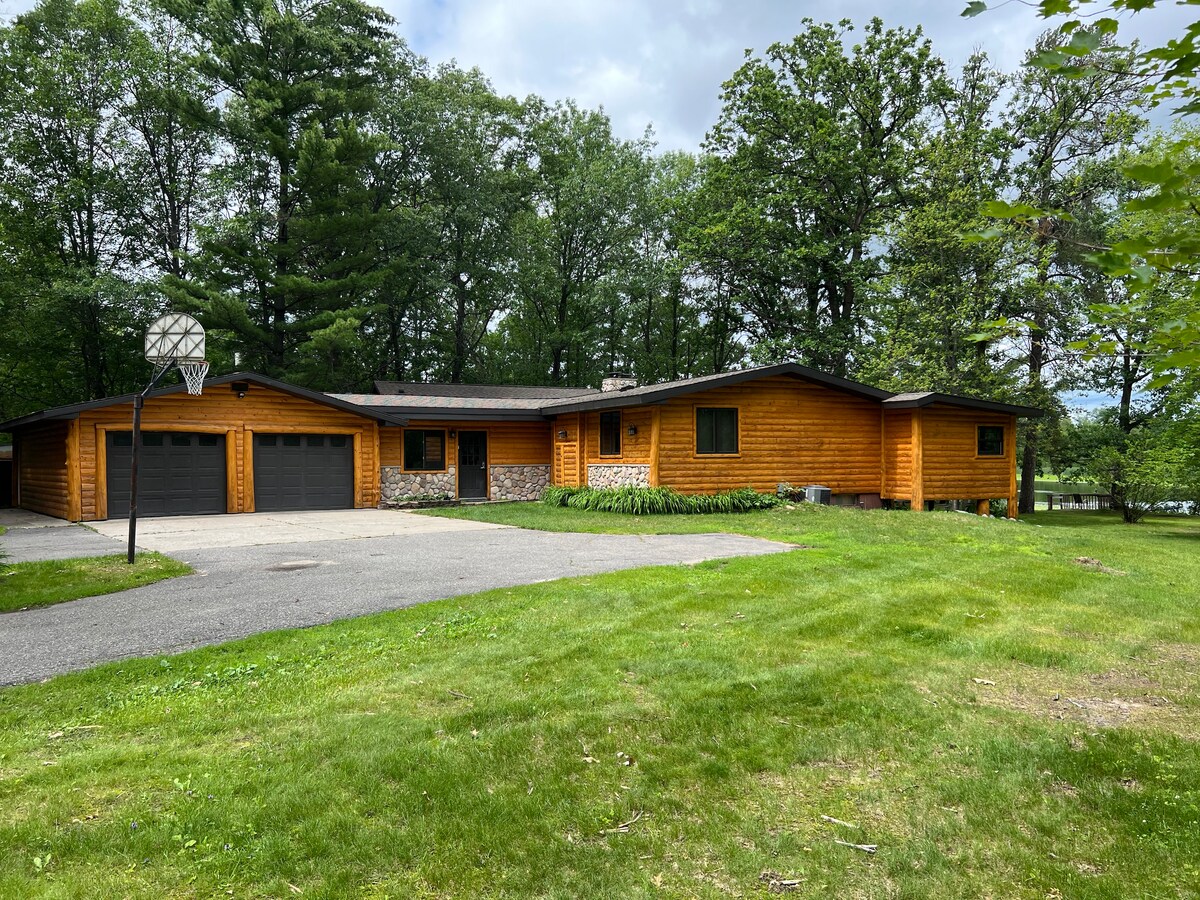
xmin=0 ymin=553 xmax=192 ymax=614
xmin=1 ymin=507 xmax=1198 ymax=897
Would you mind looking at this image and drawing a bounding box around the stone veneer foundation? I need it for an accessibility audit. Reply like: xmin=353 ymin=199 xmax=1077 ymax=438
xmin=586 ymin=464 xmax=651 ymax=489
xmin=380 ymin=466 xmax=456 ymax=502
xmin=490 ymin=465 xmax=550 ymax=501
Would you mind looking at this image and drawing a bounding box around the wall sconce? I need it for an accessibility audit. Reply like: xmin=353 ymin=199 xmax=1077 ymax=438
xmin=627 ymin=425 xmax=638 ymax=436
xmin=448 ymin=429 xmax=456 ymax=439
xmin=557 ymin=430 xmax=568 ymax=440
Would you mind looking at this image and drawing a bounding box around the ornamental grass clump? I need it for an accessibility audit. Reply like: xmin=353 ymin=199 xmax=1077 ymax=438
xmin=540 ymin=485 xmax=779 ymax=515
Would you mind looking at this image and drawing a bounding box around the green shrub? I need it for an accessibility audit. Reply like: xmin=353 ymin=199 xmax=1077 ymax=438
xmin=539 ymin=485 xmax=779 ymax=515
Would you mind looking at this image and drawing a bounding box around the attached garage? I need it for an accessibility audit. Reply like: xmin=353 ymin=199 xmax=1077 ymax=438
xmin=105 ymin=431 xmax=226 ymax=518
xmin=1 ymin=373 xmax=389 ymax=521
xmin=252 ymin=433 xmax=354 ymax=512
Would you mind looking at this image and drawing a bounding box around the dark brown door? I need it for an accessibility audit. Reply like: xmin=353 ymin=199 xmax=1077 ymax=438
xmin=253 ymin=433 xmax=354 ymax=512
xmin=106 ymin=431 xmax=226 ymax=518
xmin=457 ymin=431 xmax=488 ymax=499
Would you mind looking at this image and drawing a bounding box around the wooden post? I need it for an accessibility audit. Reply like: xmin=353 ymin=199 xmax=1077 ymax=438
xmin=66 ymin=418 xmax=81 ymax=523
xmin=225 ymin=430 xmax=238 ymax=513
xmin=977 ymin=499 xmax=990 ymax=517
xmin=95 ymin=426 xmax=108 ymax=520
xmin=910 ymin=409 xmax=924 ymax=511
xmin=649 ymin=406 xmax=661 ymax=487
xmin=243 ymin=430 xmax=255 ymax=513
xmin=1006 ymin=414 xmax=1019 ymax=518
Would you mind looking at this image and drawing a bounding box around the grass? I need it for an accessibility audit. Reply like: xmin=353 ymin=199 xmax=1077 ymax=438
xmin=1 ymin=507 xmax=1199 ymax=897
xmin=0 ymin=554 xmax=191 ymax=614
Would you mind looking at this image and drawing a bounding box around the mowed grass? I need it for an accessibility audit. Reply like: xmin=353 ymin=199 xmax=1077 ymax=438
xmin=1 ymin=507 xmax=1199 ymax=898
xmin=0 ymin=553 xmax=191 ymax=614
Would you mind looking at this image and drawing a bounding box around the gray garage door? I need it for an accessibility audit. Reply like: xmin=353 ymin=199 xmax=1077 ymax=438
xmin=253 ymin=433 xmax=354 ymax=512
xmin=106 ymin=431 xmax=226 ymax=518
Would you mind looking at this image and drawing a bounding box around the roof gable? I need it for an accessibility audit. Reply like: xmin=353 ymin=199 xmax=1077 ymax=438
xmin=0 ymin=372 xmax=399 ymax=432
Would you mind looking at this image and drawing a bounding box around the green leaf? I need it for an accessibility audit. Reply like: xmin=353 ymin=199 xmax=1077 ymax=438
xmin=961 ymin=1 xmax=988 ymax=17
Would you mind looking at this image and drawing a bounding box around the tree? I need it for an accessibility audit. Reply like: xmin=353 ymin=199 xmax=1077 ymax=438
xmin=864 ymin=52 xmax=1018 ymax=397
xmin=1071 ymin=418 xmax=1199 ymax=522
xmin=161 ymin=0 xmax=398 ymax=386
xmin=982 ymin=29 xmax=1145 ymax=513
xmin=965 ymin=0 xmax=1200 ymax=376
xmin=505 ymin=101 xmax=650 ymax=385
xmin=698 ymin=18 xmax=950 ymax=376
xmin=0 ymin=0 xmax=149 ymax=410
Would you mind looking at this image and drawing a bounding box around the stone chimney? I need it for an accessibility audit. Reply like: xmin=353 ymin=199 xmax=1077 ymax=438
xmin=601 ymin=374 xmax=638 ymax=392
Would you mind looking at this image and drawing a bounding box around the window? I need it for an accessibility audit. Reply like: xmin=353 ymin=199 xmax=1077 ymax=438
xmin=171 ymin=434 xmax=191 ymax=447
xmin=258 ymin=435 xmax=277 ymax=447
xmin=283 ymin=435 xmax=302 ymax=447
xmin=404 ymin=429 xmax=446 ymax=471
xmin=113 ymin=432 xmax=132 ymax=447
xmin=600 ymin=411 xmax=621 ymax=456
xmin=329 ymin=435 xmax=347 ymax=448
xmin=696 ymin=407 xmax=738 ymax=455
xmin=142 ymin=433 xmax=163 ymax=447
xmin=977 ymin=425 xmax=1005 ymax=456
xmin=307 ymin=435 xmax=324 ymax=447
xmin=198 ymin=434 xmax=219 ymax=447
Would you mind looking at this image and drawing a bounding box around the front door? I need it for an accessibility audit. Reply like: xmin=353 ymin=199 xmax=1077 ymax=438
xmin=457 ymin=431 xmax=488 ymax=500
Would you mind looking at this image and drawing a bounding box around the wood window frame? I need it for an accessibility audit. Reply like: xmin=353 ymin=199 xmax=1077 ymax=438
xmin=402 ymin=428 xmax=449 ymax=473
xmin=599 ymin=410 xmax=622 ymax=458
xmin=975 ymin=423 xmax=1006 ymax=458
xmin=693 ymin=405 xmax=741 ymax=458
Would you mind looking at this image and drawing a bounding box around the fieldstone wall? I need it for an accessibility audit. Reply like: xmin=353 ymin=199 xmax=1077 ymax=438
xmin=490 ymin=465 xmax=549 ymax=501
xmin=381 ymin=466 xmax=456 ymax=502
xmin=587 ymin=464 xmax=651 ymax=489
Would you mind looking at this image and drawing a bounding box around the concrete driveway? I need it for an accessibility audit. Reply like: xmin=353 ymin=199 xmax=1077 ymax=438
xmin=1 ymin=508 xmax=796 ymax=685
xmin=0 ymin=510 xmax=122 ymax=563
xmin=88 ymin=508 xmax=505 ymax=553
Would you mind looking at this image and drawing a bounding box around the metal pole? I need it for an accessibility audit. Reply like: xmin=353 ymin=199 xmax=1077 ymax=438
xmin=127 ymin=365 xmax=172 ymax=565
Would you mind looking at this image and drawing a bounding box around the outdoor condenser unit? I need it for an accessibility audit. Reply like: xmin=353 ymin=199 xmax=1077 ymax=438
xmin=804 ymin=485 xmax=832 ymax=505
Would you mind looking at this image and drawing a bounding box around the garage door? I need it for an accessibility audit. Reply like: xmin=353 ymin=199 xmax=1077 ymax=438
xmin=106 ymin=431 xmax=226 ymax=518
xmin=253 ymin=433 xmax=354 ymax=512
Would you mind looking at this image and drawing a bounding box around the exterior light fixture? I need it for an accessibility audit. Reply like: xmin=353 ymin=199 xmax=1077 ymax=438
xmin=557 ymin=430 xmax=568 ymax=439
xmin=627 ymin=426 xmax=637 ymax=436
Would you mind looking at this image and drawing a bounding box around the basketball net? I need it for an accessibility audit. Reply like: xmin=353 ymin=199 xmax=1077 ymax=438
xmin=179 ymin=360 xmax=210 ymax=396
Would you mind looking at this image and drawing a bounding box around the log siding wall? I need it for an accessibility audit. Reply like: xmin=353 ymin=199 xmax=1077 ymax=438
xmin=918 ymin=407 xmax=1015 ymax=502
xmin=71 ymin=386 xmax=381 ymax=521
xmin=15 ymin=421 xmax=71 ymax=519
xmin=656 ymin=376 xmax=883 ymax=495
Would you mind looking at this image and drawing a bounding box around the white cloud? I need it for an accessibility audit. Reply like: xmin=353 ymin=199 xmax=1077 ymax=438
xmin=384 ymin=0 xmax=1194 ymax=151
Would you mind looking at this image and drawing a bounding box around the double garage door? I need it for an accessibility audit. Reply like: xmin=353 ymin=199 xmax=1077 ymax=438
xmin=105 ymin=431 xmax=353 ymax=518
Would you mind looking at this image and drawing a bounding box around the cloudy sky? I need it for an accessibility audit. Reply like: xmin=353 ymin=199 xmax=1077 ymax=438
xmin=377 ymin=0 xmax=1191 ymax=151
xmin=0 ymin=0 xmax=1188 ymax=149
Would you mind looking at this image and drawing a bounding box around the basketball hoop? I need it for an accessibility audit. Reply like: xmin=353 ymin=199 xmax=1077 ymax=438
xmin=126 ymin=312 xmax=211 ymax=564
xmin=179 ymin=360 xmax=210 ymax=395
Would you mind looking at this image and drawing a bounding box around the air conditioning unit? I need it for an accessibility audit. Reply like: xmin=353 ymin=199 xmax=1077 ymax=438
xmin=804 ymin=485 xmax=832 ymax=505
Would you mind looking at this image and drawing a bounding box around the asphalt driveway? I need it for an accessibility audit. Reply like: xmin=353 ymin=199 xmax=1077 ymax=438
xmin=0 ymin=509 xmax=796 ymax=685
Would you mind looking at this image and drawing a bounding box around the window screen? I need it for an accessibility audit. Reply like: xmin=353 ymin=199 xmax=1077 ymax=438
xmin=696 ymin=408 xmax=738 ymax=454
xmin=977 ymin=425 xmax=1004 ymax=456
xmin=600 ymin=411 xmax=621 ymax=456
xmin=404 ymin=430 xmax=446 ymax=471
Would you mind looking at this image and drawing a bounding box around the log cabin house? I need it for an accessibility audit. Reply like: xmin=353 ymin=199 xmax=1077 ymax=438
xmin=1 ymin=362 xmax=1039 ymax=521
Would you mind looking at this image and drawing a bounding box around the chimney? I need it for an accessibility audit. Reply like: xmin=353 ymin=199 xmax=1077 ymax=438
xmin=601 ymin=373 xmax=638 ymax=392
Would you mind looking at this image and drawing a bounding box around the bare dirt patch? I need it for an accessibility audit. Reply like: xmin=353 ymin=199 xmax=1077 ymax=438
xmin=1074 ymin=557 xmax=1126 ymax=576
xmin=971 ymin=658 xmax=1196 ymax=735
